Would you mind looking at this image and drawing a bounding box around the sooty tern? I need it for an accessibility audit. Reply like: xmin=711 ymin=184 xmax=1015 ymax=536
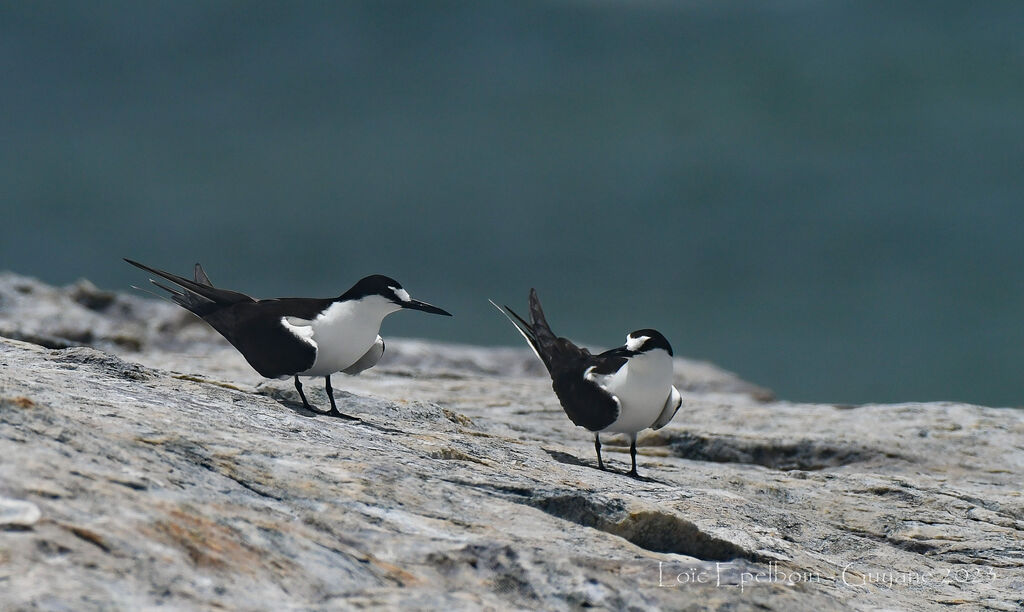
xmin=491 ymin=289 xmax=681 ymax=477
xmin=126 ymin=259 xmax=451 ymax=417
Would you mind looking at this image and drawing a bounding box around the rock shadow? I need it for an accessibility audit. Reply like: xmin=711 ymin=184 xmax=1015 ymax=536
xmin=661 ymin=432 xmax=904 ymax=471
xmin=528 ymin=493 xmax=758 ymax=562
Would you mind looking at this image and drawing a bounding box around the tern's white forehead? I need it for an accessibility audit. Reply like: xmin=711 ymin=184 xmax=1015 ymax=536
xmin=389 ymin=286 xmax=411 ymax=302
xmin=626 ymin=334 xmax=651 ymax=352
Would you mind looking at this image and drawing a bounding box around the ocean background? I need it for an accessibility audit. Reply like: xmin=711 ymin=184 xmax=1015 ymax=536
xmin=2 ymin=1 xmax=1023 ymax=406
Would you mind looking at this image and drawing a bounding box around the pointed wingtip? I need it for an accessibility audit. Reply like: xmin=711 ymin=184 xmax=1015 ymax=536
xmin=124 ymin=258 xmax=149 ymax=272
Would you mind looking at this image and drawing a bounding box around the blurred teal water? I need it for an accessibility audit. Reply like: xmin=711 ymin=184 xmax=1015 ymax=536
xmin=2 ymin=2 xmax=1023 ymax=405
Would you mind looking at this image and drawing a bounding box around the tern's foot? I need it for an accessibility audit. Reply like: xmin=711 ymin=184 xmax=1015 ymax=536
xmin=626 ymin=469 xmax=656 ymax=482
xmin=325 ymin=407 xmax=360 ymax=421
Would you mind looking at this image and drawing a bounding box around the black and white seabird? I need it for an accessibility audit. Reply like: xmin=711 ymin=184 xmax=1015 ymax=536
xmin=491 ymin=289 xmax=681 ymax=477
xmin=126 ymin=259 xmax=451 ymax=417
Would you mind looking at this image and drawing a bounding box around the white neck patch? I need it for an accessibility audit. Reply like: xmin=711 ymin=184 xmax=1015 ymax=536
xmin=626 ymin=335 xmax=650 ymax=352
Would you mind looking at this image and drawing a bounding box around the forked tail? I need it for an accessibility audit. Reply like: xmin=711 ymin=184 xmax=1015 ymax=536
xmin=489 ymin=288 xmax=560 ymax=372
xmin=124 ymin=259 xmax=253 ymax=318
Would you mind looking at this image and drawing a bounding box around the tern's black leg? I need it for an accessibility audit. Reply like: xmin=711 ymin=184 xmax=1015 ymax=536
xmin=324 ymin=375 xmax=358 ymax=420
xmin=594 ymin=433 xmax=606 ymax=471
xmin=627 ymin=434 xmax=639 ymax=478
xmin=294 ymin=376 xmax=315 ymax=411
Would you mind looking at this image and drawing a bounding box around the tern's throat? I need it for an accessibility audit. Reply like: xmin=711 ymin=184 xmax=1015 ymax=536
xmin=623 ymin=349 xmax=673 ymax=381
xmin=319 ymin=296 xmax=399 ymax=342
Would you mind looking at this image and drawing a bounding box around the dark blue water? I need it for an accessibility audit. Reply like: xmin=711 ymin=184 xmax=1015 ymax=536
xmin=3 ymin=2 xmax=1023 ymax=406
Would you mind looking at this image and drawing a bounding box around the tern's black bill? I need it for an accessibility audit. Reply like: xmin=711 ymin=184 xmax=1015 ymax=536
xmin=403 ymin=299 xmax=452 ymax=316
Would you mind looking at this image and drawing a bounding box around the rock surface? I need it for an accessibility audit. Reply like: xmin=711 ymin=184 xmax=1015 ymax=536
xmin=0 ymin=272 xmax=1022 ymax=611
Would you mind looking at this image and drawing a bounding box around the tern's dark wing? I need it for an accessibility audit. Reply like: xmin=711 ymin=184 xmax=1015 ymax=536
xmin=125 ymin=259 xmax=337 ymax=378
xmin=588 ymin=346 xmax=633 ymax=375
xmin=549 ymin=349 xmax=621 ymax=431
xmin=492 ymin=289 xmax=621 ymax=431
xmin=193 ymin=263 xmax=214 ymax=287
xmin=199 ymin=298 xmax=333 ymax=378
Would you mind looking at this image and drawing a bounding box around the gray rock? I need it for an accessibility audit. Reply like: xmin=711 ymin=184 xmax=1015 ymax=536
xmin=0 ymin=498 xmax=41 ymax=528
xmin=0 ymin=273 xmax=1022 ymax=610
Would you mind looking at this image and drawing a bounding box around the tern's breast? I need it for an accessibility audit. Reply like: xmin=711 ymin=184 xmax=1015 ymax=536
xmin=599 ymin=349 xmax=674 ymax=434
xmin=297 ymin=300 xmax=386 ymax=376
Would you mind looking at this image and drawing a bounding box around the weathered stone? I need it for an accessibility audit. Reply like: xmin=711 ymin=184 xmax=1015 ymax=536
xmin=0 ymin=498 xmax=41 ymax=528
xmin=0 ymin=273 xmax=1022 ymax=611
